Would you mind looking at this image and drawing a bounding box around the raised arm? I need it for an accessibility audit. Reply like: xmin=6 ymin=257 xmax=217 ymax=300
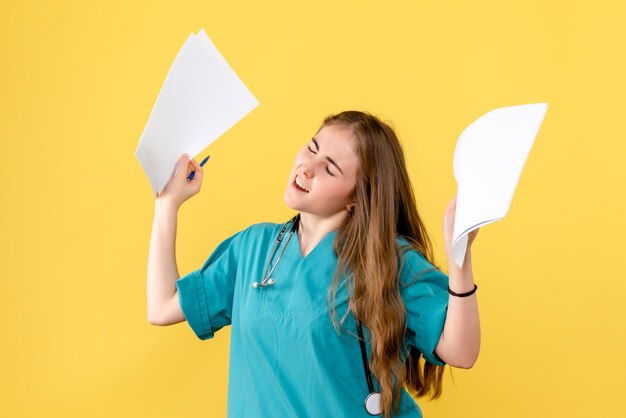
xmin=434 ymin=196 xmax=481 ymax=368
xmin=147 ymin=199 xmax=185 ymax=325
xmin=434 ymin=250 xmax=480 ymax=368
xmin=146 ymin=154 xmax=204 ymax=326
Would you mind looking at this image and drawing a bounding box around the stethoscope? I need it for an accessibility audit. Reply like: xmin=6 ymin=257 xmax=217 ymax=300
xmin=252 ymin=214 xmax=300 ymax=288
xmin=252 ymin=214 xmax=382 ymax=415
xmin=357 ymin=320 xmax=382 ymax=415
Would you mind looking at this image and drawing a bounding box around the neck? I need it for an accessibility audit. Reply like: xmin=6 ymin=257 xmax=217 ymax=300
xmin=297 ymin=211 xmax=347 ymax=257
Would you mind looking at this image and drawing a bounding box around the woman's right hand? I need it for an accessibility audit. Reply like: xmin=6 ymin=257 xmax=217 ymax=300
xmin=155 ymin=153 xmax=204 ymax=208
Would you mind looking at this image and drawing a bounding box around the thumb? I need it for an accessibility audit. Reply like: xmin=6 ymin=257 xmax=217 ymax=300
xmin=188 ymin=158 xmax=203 ymax=183
xmin=176 ymin=154 xmax=190 ymax=179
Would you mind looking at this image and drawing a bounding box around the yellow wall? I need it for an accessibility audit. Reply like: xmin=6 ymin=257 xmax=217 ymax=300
xmin=1 ymin=1 xmax=625 ymax=417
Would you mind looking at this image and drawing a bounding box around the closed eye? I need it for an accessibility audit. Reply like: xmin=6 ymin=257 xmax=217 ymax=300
xmin=308 ymin=144 xmax=335 ymax=176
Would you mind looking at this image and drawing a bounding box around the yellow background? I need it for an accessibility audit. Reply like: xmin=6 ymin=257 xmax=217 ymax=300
xmin=1 ymin=0 xmax=625 ymax=417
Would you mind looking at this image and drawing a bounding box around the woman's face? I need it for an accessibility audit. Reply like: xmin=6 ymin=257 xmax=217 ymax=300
xmin=284 ymin=124 xmax=360 ymax=218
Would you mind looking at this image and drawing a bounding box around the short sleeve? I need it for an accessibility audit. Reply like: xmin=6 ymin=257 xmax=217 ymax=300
xmin=175 ymin=228 xmax=245 ymax=340
xmin=399 ymin=243 xmax=449 ymax=366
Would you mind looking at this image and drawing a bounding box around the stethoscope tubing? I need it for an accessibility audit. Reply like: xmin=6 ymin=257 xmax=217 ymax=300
xmin=255 ymin=214 xmax=300 ymax=288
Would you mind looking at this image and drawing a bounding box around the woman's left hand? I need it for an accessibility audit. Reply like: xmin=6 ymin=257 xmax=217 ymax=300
xmin=443 ymin=195 xmax=479 ymax=260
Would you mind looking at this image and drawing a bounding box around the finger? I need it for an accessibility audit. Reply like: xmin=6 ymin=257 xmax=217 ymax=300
xmin=185 ymin=158 xmax=197 ymax=178
xmin=189 ymin=158 xmax=201 ymax=171
xmin=177 ymin=154 xmax=190 ymax=178
xmin=186 ymin=157 xmax=203 ymax=181
xmin=178 ymin=153 xmax=189 ymax=168
xmin=191 ymin=166 xmax=203 ymax=184
xmin=188 ymin=158 xmax=202 ymax=181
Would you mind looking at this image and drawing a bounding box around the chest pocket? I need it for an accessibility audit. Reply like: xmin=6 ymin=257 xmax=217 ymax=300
xmin=260 ymin=255 xmax=335 ymax=317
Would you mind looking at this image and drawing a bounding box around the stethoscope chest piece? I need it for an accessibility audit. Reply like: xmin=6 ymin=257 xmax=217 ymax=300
xmin=364 ymin=392 xmax=382 ymax=416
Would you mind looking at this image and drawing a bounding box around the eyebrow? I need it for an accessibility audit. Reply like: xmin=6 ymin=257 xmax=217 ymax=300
xmin=312 ymin=137 xmax=344 ymax=175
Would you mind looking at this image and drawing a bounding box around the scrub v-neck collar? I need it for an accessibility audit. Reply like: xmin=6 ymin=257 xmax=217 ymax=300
xmin=292 ymin=227 xmax=337 ymax=261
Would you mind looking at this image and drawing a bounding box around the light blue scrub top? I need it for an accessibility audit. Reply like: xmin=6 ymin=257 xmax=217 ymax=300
xmin=176 ymin=222 xmax=449 ymax=418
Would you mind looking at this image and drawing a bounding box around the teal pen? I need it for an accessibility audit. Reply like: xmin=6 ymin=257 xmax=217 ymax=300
xmin=187 ymin=155 xmax=210 ymax=181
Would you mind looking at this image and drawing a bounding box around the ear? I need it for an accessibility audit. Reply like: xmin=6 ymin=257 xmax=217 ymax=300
xmin=347 ymin=203 xmax=356 ymax=213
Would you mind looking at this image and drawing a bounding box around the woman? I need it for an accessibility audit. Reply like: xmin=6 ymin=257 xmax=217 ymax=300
xmin=147 ymin=111 xmax=480 ymax=418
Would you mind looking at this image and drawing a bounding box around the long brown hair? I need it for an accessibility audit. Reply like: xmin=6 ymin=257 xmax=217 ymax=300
xmin=322 ymin=111 xmax=445 ymax=417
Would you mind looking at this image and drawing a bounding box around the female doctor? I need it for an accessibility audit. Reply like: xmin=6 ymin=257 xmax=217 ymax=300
xmin=146 ymin=111 xmax=480 ymax=418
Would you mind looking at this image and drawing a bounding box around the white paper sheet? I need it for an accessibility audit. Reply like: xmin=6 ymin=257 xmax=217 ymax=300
xmin=451 ymin=103 xmax=548 ymax=268
xmin=135 ymin=29 xmax=259 ymax=195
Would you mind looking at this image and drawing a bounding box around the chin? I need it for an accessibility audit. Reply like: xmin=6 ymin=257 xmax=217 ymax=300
xmin=283 ymin=189 xmax=301 ymax=212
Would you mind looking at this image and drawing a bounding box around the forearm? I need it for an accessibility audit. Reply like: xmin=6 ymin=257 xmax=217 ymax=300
xmin=437 ymin=250 xmax=481 ymax=368
xmin=147 ymin=199 xmax=181 ymax=323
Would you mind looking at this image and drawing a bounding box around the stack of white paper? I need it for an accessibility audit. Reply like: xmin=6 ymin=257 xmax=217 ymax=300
xmin=135 ymin=29 xmax=259 ymax=195
xmin=451 ymin=103 xmax=548 ymax=268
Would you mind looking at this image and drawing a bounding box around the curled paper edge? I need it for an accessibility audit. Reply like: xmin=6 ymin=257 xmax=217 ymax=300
xmin=451 ymin=218 xmax=502 ymax=269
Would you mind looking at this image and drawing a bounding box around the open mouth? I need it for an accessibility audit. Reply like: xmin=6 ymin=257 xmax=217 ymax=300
xmin=294 ymin=175 xmax=309 ymax=193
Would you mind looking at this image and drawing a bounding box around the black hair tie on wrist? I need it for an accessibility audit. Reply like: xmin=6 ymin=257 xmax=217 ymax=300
xmin=448 ymin=284 xmax=478 ymax=297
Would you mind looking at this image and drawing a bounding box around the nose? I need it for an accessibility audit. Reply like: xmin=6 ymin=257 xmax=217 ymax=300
xmin=300 ymin=161 xmax=314 ymax=178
